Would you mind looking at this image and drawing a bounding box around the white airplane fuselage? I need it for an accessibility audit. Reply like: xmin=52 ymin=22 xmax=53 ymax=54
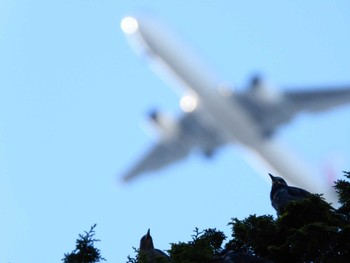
xmin=123 ymin=16 xmax=262 ymax=145
xmin=121 ymin=15 xmax=337 ymax=202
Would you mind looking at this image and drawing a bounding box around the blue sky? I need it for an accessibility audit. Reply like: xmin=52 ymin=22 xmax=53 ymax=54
xmin=1 ymin=1 xmax=350 ymax=262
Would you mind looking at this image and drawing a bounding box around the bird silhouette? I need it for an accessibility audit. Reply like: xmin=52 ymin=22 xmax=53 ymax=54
xmin=139 ymin=229 xmax=170 ymax=262
xmin=269 ymin=173 xmax=311 ymax=215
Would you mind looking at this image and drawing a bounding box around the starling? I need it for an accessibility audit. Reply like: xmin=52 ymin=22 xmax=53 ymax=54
xmin=139 ymin=229 xmax=170 ymax=262
xmin=269 ymin=173 xmax=311 ymax=215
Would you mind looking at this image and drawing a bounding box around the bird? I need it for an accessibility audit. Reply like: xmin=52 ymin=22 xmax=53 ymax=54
xmin=139 ymin=229 xmax=170 ymax=262
xmin=269 ymin=173 xmax=311 ymax=215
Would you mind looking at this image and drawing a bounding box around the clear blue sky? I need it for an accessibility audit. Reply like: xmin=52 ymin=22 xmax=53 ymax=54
xmin=1 ymin=1 xmax=350 ymax=262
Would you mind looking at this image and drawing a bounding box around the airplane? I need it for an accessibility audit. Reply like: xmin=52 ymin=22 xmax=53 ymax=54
xmin=120 ymin=15 xmax=350 ymax=203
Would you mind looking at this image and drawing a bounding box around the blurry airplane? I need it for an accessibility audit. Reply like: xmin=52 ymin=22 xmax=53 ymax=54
xmin=120 ymin=15 xmax=350 ymax=201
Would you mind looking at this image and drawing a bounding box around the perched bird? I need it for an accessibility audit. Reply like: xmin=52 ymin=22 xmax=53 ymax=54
xmin=139 ymin=229 xmax=170 ymax=262
xmin=269 ymin=173 xmax=311 ymax=215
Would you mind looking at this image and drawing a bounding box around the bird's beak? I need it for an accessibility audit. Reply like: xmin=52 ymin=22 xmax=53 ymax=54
xmin=269 ymin=173 xmax=275 ymax=181
xmin=147 ymin=228 xmax=150 ymax=237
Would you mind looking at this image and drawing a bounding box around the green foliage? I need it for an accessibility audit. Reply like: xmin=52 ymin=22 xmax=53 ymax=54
xmin=63 ymin=224 xmax=106 ymax=263
xmin=128 ymin=172 xmax=350 ymax=263
xmin=59 ymin=173 xmax=350 ymax=262
xmin=334 ymin=171 xmax=350 ymax=222
xmin=226 ymin=215 xmax=278 ymax=257
xmin=127 ymin=248 xmax=169 ymax=263
xmin=169 ymin=228 xmax=226 ymax=263
xmin=126 ymin=248 xmax=138 ymax=263
xmin=277 ymin=194 xmax=336 ymax=228
xmin=225 ymin=173 xmax=350 ymax=263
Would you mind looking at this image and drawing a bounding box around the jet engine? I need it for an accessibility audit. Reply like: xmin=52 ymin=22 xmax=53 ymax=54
xmin=249 ymin=75 xmax=283 ymax=104
xmin=146 ymin=109 xmax=178 ymax=138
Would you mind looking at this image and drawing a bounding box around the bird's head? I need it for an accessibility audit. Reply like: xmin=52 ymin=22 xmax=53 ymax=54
xmin=269 ymin=173 xmax=288 ymax=186
xmin=140 ymin=228 xmax=154 ymax=251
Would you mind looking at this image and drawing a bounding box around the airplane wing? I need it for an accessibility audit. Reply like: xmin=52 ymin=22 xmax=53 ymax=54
xmin=236 ymin=86 xmax=350 ymax=137
xmin=285 ymin=87 xmax=350 ymax=113
xmin=122 ymin=139 xmax=191 ymax=182
xmin=122 ymin=111 xmax=226 ymax=182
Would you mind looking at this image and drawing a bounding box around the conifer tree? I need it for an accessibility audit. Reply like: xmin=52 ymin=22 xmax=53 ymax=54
xmin=63 ymin=224 xmax=106 ymax=263
xmin=128 ymin=172 xmax=350 ymax=263
xmin=63 ymin=173 xmax=350 ymax=262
